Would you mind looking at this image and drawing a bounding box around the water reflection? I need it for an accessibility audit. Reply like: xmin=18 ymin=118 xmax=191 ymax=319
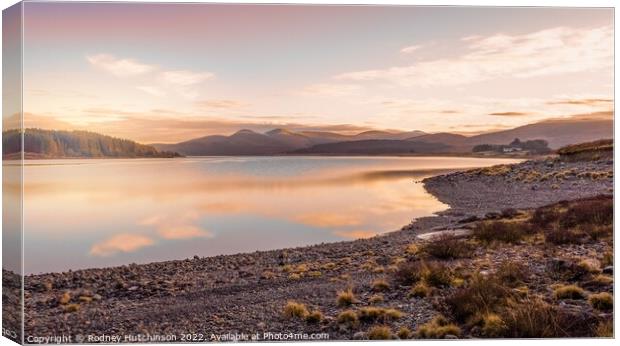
xmin=22 ymin=156 xmax=520 ymax=273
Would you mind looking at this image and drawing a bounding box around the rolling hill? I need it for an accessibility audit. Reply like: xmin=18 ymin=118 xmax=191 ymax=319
xmin=408 ymin=113 xmax=612 ymax=152
xmin=152 ymin=128 xmax=428 ymax=155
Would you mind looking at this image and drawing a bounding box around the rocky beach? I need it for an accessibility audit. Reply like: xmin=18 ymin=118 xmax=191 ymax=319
xmin=16 ymin=142 xmax=615 ymax=341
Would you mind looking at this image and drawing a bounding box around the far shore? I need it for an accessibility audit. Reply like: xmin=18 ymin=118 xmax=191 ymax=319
xmin=5 ymin=152 xmax=540 ymax=161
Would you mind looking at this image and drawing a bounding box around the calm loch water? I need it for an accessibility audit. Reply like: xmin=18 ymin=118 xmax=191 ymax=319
xmin=18 ymin=156 xmax=518 ymax=274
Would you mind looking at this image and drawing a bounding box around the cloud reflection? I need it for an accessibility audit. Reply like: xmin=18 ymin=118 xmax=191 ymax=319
xmin=90 ymin=234 xmax=155 ymax=257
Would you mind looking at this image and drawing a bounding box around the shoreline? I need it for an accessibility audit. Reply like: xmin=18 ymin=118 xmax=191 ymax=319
xmin=16 ymin=154 xmax=614 ymax=339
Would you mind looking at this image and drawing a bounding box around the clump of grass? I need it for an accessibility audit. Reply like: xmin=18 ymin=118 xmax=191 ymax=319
xmin=561 ymin=196 xmax=612 ymax=228
xmin=500 ymin=298 xmax=565 ymax=338
xmin=307 ymin=270 xmax=322 ymax=278
xmin=553 ymin=285 xmax=587 ymax=300
xmin=419 ymin=234 xmax=474 ymax=259
xmin=531 ymin=207 xmax=560 ymax=229
xmin=445 ymin=274 xmax=511 ymax=323
xmin=58 ymin=292 xmax=71 ymax=305
xmin=588 ymin=292 xmax=613 ymax=310
xmin=421 ymin=261 xmax=453 ymax=288
xmin=416 ymin=315 xmax=461 ymax=339
xmin=336 ymin=310 xmax=358 ymax=327
xmin=358 ymin=307 xmax=403 ymax=322
xmin=372 ymin=279 xmax=390 ymax=292
xmin=544 ymin=225 xmax=585 ymax=245
xmin=405 ymin=243 xmax=420 ymax=255
xmin=369 ymin=294 xmax=384 ymax=305
xmin=588 ymin=274 xmax=613 ymax=287
xmin=481 ymin=313 xmax=507 ymax=337
xmin=306 ymin=310 xmax=323 ymax=324
xmin=288 ymin=273 xmax=302 ymax=280
xmin=601 ymin=251 xmax=613 ymax=267
xmin=397 ymin=326 xmax=412 ymax=339
xmin=336 ymin=288 xmax=355 ymax=307
xmin=595 ymin=320 xmax=613 ymax=337
xmin=283 ymin=301 xmax=308 ymax=319
xmin=473 ymin=221 xmax=528 ymax=244
xmin=367 ymin=326 xmax=392 ymax=340
xmin=495 ymin=260 xmax=529 ymax=286
xmin=577 ymin=259 xmax=601 ymax=274
xmin=409 ymin=283 xmax=431 ymax=298
xmin=261 ymin=271 xmax=276 ymax=279
xmin=393 ymin=260 xmax=423 ymax=285
xmin=62 ymin=304 xmax=80 ymax=313
xmin=321 ymin=262 xmax=336 ymax=270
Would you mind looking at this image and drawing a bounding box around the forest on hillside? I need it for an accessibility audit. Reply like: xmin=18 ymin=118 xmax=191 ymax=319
xmin=2 ymin=129 xmax=181 ymax=159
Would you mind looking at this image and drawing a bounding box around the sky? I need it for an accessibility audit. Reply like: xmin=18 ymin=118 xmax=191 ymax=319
xmin=14 ymin=3 xmax=615 ymax=143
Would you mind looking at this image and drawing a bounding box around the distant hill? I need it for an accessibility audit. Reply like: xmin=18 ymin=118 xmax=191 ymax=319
xmin=291 ymin=139 xmax=450 ymax=155
xmin=153 ymin=128 xmax=428 ymax=156
xmin=153 ymin=129 xmax=292 ymax=155
xmin=2 ymin=129 xmax=181 ymax=159
xmin=408 ymin=113 xmax=613 ymax=152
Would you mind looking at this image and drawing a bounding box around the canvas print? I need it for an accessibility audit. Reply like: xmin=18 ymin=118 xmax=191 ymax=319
xmin=1 ymin=1 xmax=614 ymax=343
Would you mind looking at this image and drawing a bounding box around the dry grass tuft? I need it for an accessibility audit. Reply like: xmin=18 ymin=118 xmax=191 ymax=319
xmin=589 ymin=292 xmax=613 ymax=311
xmin=371 ymin=279 xmax=390 ymax=292
xmin=336 ymin=288 xmax=355 ymax=307
xmin=553 ymin=285 xmax=587 ymax=300
xmin=283 ymin=301 xmax=308 ymax=319
xmin=367 ymin=325 xmax=392 ymax=340
xmin=419 ymin=234 xmax=474 ymax=259
xmin=416 ymin=315 xmax=461 ymax=339
xmin=305 ymin=310 xmax=323 ymax=323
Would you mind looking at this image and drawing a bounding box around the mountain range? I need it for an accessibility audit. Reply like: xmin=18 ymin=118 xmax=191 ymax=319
xmin=152 ymin=112 xmax=612 ymax=156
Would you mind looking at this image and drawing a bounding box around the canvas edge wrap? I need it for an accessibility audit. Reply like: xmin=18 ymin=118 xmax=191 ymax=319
xmin=3 ymin=1 xmax=24 ymax=344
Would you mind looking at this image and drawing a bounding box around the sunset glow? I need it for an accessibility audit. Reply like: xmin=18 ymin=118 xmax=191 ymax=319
xmin=19 ymin=3 xmax=613 ymax=143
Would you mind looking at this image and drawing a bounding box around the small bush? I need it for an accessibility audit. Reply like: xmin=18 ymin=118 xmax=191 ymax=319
xmin=409 ymin=283 xmax=431 ymax=298
xmin=336 ymin=289 xmax=355 ymax=307
xmin=367 ymin=326 xmax=392 ymax=340
xmin=337 ymin=310 xmax=358 ymax=327
xmin=531 ymin=207 xmax=560 ymax=229
xmin=561 ymin=197 xmax=612 ymax=228
xmin=420 ymin=234 xmax=473 ymax=259
xmin=545 ymin=225 xmax=585 ymax=245
xmin=473 ymin=221 xmax=527 ymax=244
xmin=589 ymin=292 xmax=613 ymax=310
xmin=416 ymin=316 xmax=461 ymax=339
xmin=283 ymin=301 xmax=308 ymax=319
xmin=553 ymin=285 xmax=586 ymax=300
xmin=482 ymin=313 xmax=507 ymax=337
xmin=305 ymin=310 xmax=323 ymax=323
xmin=421 ymin=261 xmax=453 ymax=288
xmin=393 ymin=260 xmax=424 ymax=285
xmin=372 ymin=279 xmax=390 ymax=292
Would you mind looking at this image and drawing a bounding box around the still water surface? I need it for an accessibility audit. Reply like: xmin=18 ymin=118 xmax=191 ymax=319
xmin=19 ymin=156 xmax=519 ymax=274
